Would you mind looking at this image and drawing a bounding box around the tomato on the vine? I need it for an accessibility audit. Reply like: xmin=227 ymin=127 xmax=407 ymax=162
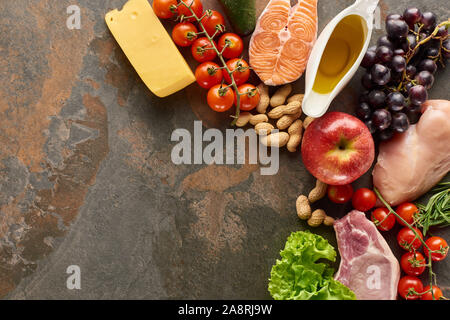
xmin=172 ymin=22 xmax=198 ymax=47
xmin=195 ymin=62 xmax=223 ymax=89
xmin=398 ymin=276 xmax=423 ymax=300
xmin=352 ymin=188 xmax=376 ymax=212
xmin=207 ymin=84 xmax=235 ymax=112
xmin=400 ymin=252 xmax=426 ymax=276
xmin=217 ymin=33 xmax=244 ymax=59
xmin=371 ymin=207 xmax=396 ymax=231
xmin=191 ymin=37 xmax=217 ymax=62
xmin=201 ymin=10 xmax=225 ymax=37
xmin=177 ymin=0 xmax=203 ymax=22
xmin=421 ymin=285 xmax=443 ymax=300
xmin=153 ymin=0 xmax=178 ymax=19
xmin=235 ymin=84 xmax=260 ymax=111
xmin=223 ymin=58 xmax=250 ymax=86
xmin=397 ymin=227 xmax=423 ymax=251
xmin=424 ymin=236 xmax=449 ymax=261
xmin=396 ymin=202 xmax=419 ymax=226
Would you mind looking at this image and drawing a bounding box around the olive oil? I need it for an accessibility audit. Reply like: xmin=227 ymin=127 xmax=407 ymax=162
xmin=312 ymin=15 xmax=366 ymax=94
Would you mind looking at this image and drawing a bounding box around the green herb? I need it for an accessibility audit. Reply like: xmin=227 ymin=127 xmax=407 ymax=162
xmin=416 ymin=182 xmax=450 ymax=236
xmin=268 ymin=231 xmax=356 ymax=300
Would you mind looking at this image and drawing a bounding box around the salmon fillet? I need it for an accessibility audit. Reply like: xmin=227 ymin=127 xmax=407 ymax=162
xmin=249 ymin=0 xmax=318 ymax=86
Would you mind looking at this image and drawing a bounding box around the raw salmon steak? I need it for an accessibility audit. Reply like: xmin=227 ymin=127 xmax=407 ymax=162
xmin=249 ymin=0 xmax=318 ymax=86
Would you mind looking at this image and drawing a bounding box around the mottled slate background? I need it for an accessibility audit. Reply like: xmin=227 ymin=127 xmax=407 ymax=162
xmin=0 ymin=0 xmax=448 ymax=299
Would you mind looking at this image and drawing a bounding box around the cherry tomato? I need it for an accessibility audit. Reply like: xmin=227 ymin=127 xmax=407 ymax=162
xmin=207 ymin=84 xmax=235 ymax=112
xmin=172 ymin=22 xmax=198 ymax=47
xmin=201 ymin=10 xmax=225 ymax=37
xmin=421 ymin=285 xmax=443 ymax=300
xmin=195 ymin=62 xmax=223 ymax=89
xmin=191 ymin=37 xmax=217 ymax=62
xmin=152 ymin=0 xmax=178 ymax=19
xmin=217 ymin=33 xmax=244 ymax=59
xmin=396 ymin=202 xmax=419 ymax=226
xmin=371 ymin=207 xmax=396 ymax=231
xmin=235 ymin=84 xmax=260 ymax=111
xmin=352 ymin=188 xmax=376 ymax=212
xmin=400 ymin=252 xmax=426 ymax=276
xmin=223 ymin=59 xmax=250 ymax=86
xmin=397 ymin=227 xmax=423 ymax=251
xmin=424 ymin=236 xmax=449 ymax=261
xmin=398 ymin=276 xmax=423 ymax=300
xmin=327 ymin=184 xmax=353 ymax=204
xmin=177 ymin=0 xmax=203 ymax=22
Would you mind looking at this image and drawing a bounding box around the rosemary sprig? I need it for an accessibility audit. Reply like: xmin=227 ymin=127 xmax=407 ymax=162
xmin=416 ymin=182 xmax=450 ymax=235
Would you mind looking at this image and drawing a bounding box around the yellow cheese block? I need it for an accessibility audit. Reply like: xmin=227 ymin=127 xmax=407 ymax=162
xmin=105 ymin=0 xmax=195 ymax=98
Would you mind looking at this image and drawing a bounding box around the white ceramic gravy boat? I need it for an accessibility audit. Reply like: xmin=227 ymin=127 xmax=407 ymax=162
xmin=302 ymin=0 xmax=379 ymax=118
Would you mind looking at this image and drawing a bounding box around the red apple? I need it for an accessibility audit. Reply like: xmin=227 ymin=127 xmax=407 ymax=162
xmin=301 ymin=112 xmax=375 ymax=185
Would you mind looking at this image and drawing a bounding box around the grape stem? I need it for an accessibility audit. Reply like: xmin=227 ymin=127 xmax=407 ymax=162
xmin=398 ymin=20 xmax=450 ymax=92
xmin=374 ymin=188 xmax=439 ymax=300
xmin=178 ymin=0 xmax=242 ymax=126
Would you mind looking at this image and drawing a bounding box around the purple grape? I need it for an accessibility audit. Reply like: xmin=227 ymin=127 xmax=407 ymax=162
xmin=386 ymin=14 xmax=403 ymax=21
xmin=443 ymin=39 xmax=450 ymax=59
xmin=406 ymin=65 xmax=417 ymax=78
xmin=387 ymin=92 xmax=405 ymax=112
xmin=391 ymin=55 xmax=406 ymax=72
xmin=419 ymin=32 xmax=429 ymax=41
xmin=377 ymin=36 xmax=395 ymax=49
xmin=403 ymin=7 xmax=422 ymax=27
xmin=371 ymin=64 xmax=391 ymax=85
xmin=368 ymin=90 xmax=386 ymax=108
xmin=365 ymin=120 xmax=377 ymax=135
xmin=421 ymin=12 xmax=437 ymax=30
xmin=418 ymin=59 xmax=437 ymax=74
xmin=394 ymin=48 xmax=405 ymax=56
xmin=356 ymin=102 xmax=372 ymax=120
xmin=404 ymin=82 xmax=414 ymax=94
xmin=361 ymin=50 xmax=378 ymax=68
xmin=409 ymin=85 xmax=428 ymax=106
xmin=376 ymin=46 xmax=394 ymax=63
xmin=361 ymin=72 xmax=374 ymax=90
xmin=424 ymin=46 xmax=440 ymax=58
xmin=386 ymin=19 xmax=409 ymax=38
xmin=403 ymin=34 xmax=417 ymax=52
xmin=379 ymin=128 xmax=395 ymax=141
xmin=372 ymin=109 xmax=392 ymax=130
xmin=391 ymin=112 xmax=410 ymax=133
xmin=415 ymin=71 xmax=434 ymax=89
xmin=436 ymin=26 xmax=448 ymax=38
xmin=405 ymin=108 xmax=421 ymax=124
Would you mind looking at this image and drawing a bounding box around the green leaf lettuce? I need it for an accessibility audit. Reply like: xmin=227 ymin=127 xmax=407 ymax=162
xmin=268 ymin=231 xmax=356 ymax=300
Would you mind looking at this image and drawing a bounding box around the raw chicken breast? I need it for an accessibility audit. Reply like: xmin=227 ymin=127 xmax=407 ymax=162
xmin=373 ymin=100 xmax=450 ymax=206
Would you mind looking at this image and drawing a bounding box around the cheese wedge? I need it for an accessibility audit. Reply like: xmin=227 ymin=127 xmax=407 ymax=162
xmin=105 ymin=0 xmax=195 ymax=98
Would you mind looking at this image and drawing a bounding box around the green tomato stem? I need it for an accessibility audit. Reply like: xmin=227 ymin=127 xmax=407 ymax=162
xmin=179 ymin=0 xmax=241 ymax=125
xmin=374 ymin=188 xmax=436 ymax=300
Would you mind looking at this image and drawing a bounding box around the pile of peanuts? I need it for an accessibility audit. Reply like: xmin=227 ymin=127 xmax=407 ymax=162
xmin=296 ymin=179 xmax=335 ymax=227
xmin=235 ymin=83 xmax=316 ymax=152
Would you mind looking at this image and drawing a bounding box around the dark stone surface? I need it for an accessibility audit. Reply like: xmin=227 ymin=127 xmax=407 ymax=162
xmin=0 ymin=0 xmax=448 ymax=299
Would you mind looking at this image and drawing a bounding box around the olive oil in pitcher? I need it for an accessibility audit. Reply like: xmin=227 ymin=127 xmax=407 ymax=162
xmin=312 ymin=15 xmax=367 ymax=94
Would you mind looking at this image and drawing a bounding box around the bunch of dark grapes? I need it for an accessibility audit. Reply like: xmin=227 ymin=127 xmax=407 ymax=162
xmin=357 ymin=7 xmax=449 ymax=142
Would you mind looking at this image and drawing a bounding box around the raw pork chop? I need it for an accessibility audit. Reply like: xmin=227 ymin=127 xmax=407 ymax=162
xmin=373 ymin=100 xmax=450 ymax=206
xmin=334 ymin=210 xmax=400 ymax=300
xmin=249 ymin=0 xmax=318 ymax=86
